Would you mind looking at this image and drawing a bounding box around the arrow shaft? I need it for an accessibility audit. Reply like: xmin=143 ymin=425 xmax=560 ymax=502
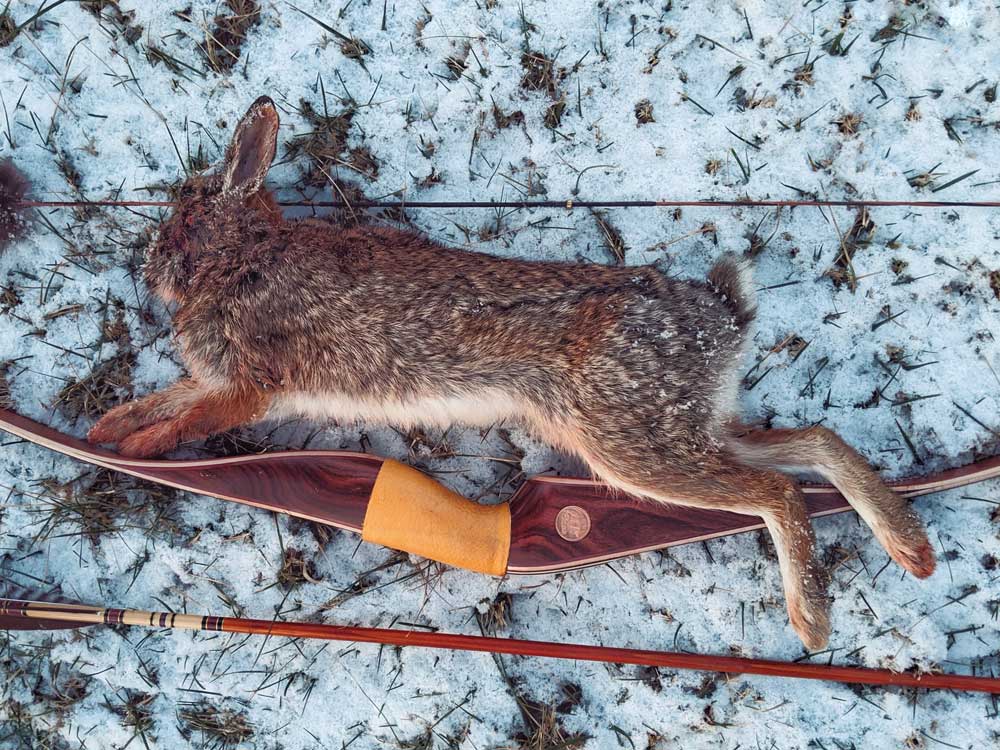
xmin=3 ymin=598 xmax=998 ymax=694
xmin=19 ymin=198 xmax=1000 ymax=210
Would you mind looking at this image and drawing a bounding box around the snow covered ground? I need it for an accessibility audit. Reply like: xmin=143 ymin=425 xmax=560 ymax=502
xmin=1 ymin=0 xmax=999 ymax=747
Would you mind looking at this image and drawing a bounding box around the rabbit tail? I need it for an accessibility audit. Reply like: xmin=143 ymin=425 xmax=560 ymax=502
xmin=707 ymin=254 xmax=756 ymax=331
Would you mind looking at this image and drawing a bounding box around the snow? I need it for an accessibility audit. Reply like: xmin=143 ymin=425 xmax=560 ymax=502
xmin=1 ymin=0 xmax=999 ymax=748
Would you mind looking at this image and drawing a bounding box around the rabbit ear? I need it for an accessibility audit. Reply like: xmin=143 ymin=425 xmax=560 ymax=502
xmin=221 ymin=96 xmax=279 ymax=197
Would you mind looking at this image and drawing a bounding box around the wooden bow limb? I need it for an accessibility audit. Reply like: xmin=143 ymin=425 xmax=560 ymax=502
xmin=1 ymin=593 xmax=998 ymax=694
xmin=2 ymin=407 xmax=1000 ymax=576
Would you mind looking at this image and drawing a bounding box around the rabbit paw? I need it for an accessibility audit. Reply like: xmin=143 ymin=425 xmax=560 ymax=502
xmin=116 ymin=421 xmax=184 ymax=458
xmin=881 ymin=520 xmax=936 ymax=579
xmin=88 ymin=401 xmax=154 ymax=445
xmin=787 ymin=562 xmax=831 ymax=652
xmin=788 ymin=589 xmax=831 ymax=652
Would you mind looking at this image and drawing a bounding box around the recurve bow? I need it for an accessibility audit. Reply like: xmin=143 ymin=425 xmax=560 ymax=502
xmin=1 ymin=407 xmax=998 ymax=576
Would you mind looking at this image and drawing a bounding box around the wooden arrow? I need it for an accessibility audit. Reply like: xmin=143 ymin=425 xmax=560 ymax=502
xmin=2 ymin=591 xmax=997 ymax=694
xmin=14 ymin=197 xmax=1000 ymax=210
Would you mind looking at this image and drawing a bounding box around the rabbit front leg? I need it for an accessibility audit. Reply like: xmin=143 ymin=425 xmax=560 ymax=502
xmin=88 ymin=379 xmax=203 ymax=444
xmin=89 ymin=380 xmax=271 ymax=457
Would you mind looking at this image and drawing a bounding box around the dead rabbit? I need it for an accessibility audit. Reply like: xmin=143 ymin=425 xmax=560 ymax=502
xmin=89 ymin=97 xmax=935 ymax=649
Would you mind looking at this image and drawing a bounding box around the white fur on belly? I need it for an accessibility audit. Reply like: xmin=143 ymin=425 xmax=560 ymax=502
xmin=268 ymin=389 xmax=522 ymax=430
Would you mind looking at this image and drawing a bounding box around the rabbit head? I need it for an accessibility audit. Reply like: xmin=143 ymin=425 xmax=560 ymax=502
xmin=144 ymin=96 xmax=282 ymax=303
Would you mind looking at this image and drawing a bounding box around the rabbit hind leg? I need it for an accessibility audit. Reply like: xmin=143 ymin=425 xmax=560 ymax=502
xmin=572 ymin=431 xmax=831 ymax=651
xmin=727 ymin=423 xmax=935 ymax=578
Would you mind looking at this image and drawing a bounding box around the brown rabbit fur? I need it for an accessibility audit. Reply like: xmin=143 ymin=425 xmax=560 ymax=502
xmin=89 ymin=97 xmax=935 ymax=650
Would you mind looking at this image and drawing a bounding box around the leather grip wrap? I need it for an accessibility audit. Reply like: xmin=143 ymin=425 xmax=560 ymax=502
xmin=361 ymin=459 xmax=510 ymax=576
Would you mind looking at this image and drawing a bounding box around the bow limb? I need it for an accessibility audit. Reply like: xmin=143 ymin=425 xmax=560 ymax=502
xmin=0 ymin=407 xmax=380 ymax=533
xmin=504 ymin=453 xmax=1000 ymax=574
xmin=2 ymin=408 xmax=999 ymax=576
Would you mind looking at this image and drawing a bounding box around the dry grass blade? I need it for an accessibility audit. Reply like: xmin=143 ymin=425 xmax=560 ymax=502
xmin=514 ymin=696 xmax=588 ymax=750
xmin=520 ymin=51 xmax=564 ymax=97
xmin=591 ymin=210 xmax=627 ymax=264
xmin=276 ymin=547 xmax=322 ymax=589
xmin=201 ymin=427 xmax=278 ymax=457
xmin=834 ymin=112 xmax=863 ymax=137
xmin=0 ymin=0 xmax=75 ymax=47
xmin=82 ymin=1 xmax=144 ymax=45
xmin=55 ymin=349 xmax=135 ymax=422
xmin=826 ymin=207 xmax=875 ymax=291
xmin=32 ymin=468 xmax=178 ymax=546
xmin=200 ymin=0 xmax=261 ymax=74
xmin=543 ymin=96 xmax=567 ymax=130
xmin=177 ymin=702 xmax=254 ymax=749
xmin=0 ymin=12 xmax=15 ymax=47
xmin=401 ymin=426 xmax=455 ymax=461
xmin=477 ymin=592 xmax=513 ymax=634
xmin=0 ymin=359 xmax=12 ymax=409
xmin=288 ymin=4 xmax=370 ymax=67
xmin=285 ymin=98 xmax=379 ymax=186
xmin=104 ymin=690 xmax=156 ymax=749
xmin=634 ymin=98 xmax=655 ymax=125
xmin=33 ymin=666 xmax=89 ymax=717
xmin=521 ymin=49 xmax=568 ymax=131
xmin=492 ymin=100 xmax=525 ymax=131
xmin=443 ymin=43 xmax=471 ymax=81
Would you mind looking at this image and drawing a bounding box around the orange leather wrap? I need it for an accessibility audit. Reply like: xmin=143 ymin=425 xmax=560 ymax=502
xmin=361 ymin=459 xmax=510 ymax=576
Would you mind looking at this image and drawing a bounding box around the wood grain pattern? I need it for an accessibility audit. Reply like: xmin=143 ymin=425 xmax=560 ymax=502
xmin=3 ymin=408 xmax=1000 ymax=575
xmin=506 ymin=480 xmax=848 ymax=573
xmin=0 ymin=409 xmax=380 ymax=533
xmin=219 ymin=618 xmax=1000 ymax=694
xmin=505 ymin=455 xmax=1000 ymax=573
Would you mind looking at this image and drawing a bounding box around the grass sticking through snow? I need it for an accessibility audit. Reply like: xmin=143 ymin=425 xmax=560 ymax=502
xmin=177 ymin=702 xmax=254 ymax=749
xmin=200 ymin=0 xmax=261 ymax=74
